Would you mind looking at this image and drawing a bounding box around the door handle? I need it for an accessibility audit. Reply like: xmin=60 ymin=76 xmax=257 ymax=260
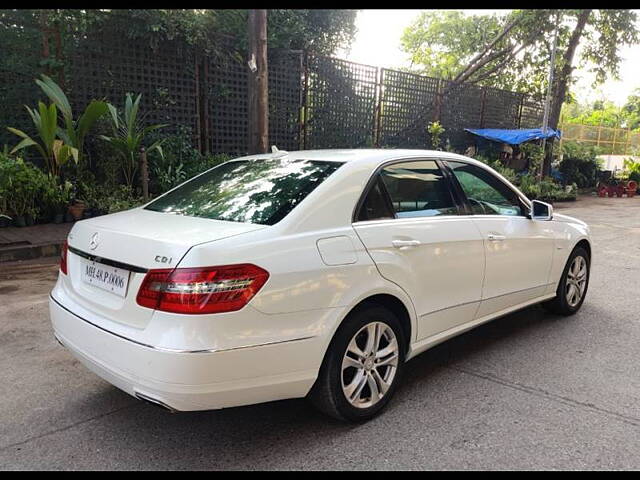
xmin=392 ymin=239 xmax=421 ymax=248
xmin=487 ymin=233 xmax=506 ymax=242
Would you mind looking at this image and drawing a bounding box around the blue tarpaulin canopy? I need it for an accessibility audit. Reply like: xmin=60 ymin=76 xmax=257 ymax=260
xmin=465 ymin=127 xmax=561 ymax=145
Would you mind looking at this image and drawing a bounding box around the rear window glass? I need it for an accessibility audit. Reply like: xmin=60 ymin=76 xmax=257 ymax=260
xmin=145 ymin=158 xmax=343 ymax=225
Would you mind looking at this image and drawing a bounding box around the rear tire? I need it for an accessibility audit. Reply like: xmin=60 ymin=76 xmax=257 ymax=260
xmin=308 ymin=303 xmax=406 ymax=422
xmin=543 ymin=246 xmax=590 ymax=316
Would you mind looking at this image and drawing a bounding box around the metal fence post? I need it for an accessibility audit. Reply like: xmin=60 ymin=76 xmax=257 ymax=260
xmin=301 ymin=51 xmax=310 ymax=150
xmin=434 ymin=79 xmax=444 ymax=123
xmin=374 ymin=67 xmax=383 ymax=147
xmin=517 ymin=93 xmax=525 ymax=128
xmin=479 ymin=88 xmax=487 ymax=128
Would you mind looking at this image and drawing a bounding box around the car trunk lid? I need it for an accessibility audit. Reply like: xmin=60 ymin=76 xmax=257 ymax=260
xmin=62 ymin=208 xmax=266 ymax=328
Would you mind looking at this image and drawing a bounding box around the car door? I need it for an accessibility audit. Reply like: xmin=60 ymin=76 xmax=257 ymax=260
xmin=444 ymin=160 xmax=555 ymax=318
xmin=352 ymin=159 xmax=485 ymax=341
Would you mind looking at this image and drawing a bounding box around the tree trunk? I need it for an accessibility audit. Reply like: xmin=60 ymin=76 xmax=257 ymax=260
xmin=542 ymin=9 xmax=592 ymax=177
xmin=247 ymin=9 xmax=269 ymax=154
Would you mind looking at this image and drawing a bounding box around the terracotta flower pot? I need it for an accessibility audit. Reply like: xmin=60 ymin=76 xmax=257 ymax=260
xmin=68 ymin=203 xmax=86 ymax=220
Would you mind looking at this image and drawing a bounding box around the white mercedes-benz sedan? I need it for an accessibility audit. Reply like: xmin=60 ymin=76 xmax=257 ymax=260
xmin=50 ymin=149 xmax=591 ymax=422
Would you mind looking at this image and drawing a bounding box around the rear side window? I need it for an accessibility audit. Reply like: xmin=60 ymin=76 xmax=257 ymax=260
xmin=357 ymin=177 xmax=395 ymax=221
xmin=379 ymin=160 xmax=458 ymax=218
xmin=145 ymin=159 xmax=343 ymax=225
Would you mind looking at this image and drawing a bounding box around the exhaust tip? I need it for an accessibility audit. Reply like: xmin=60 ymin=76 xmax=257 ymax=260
xmin=134 ymin=391 xmax=177 ymax=413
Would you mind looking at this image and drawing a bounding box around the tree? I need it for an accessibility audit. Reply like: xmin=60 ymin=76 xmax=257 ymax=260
xmin=563 ymin=100 xmax=627 ymax=128
xmin=401 ymin=10 xmax=556 ymax=96
xmin=622 ymin=89 xmax=640 ymax=131
xmin=401 ymin=9 xmax=639 ymax=175
xmin=211 ymin=9 xmax=358 ymax=55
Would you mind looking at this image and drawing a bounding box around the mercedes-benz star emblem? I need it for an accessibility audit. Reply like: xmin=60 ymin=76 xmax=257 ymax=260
xmin=89 ymin=232 xmax=100 ymax=250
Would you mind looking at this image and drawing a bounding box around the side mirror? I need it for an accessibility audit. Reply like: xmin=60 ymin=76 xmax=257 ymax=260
xmin=530 ymin=200 xmax=553 ymax=221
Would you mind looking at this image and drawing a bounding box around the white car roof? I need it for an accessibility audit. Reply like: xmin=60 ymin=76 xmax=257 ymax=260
xmin=233 ymin=149 xmax=484 ymax=169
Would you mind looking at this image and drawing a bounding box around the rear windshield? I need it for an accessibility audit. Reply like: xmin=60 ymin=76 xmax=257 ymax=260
xmin=145 ymin=158 xmax=343 ymax=225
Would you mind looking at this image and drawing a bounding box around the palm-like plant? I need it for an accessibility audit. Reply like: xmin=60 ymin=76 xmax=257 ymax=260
xmin=7 ymin=101 xmax=78 ymax=177
xmin=99 ymin=93 xmax=167 ymax=188
xmin=36 ymin=74 xmax=109 ymax=165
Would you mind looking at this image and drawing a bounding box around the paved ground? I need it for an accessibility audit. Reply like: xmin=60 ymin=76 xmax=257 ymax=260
xmin=0 ymin=222 xmax=71 ymax=263
xmin=1 ymin=195 xmax=639 ymax=470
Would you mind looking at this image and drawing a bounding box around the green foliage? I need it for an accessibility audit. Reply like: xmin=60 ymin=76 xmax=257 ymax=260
xmin=402 ymin=11 xmax=508 ymax=83
xmin=211 ymin=9 xmax=358 ymax=55
xmin=519 ymin=142 xmax=545 ymax=176
xmin=474 ymin=154 xmax=518 ymax=184
xmin=400 ymin=10 xmax=639 ymax=98
xmin=426 ymin=121 xmax=445 ymax=150
xmin=622 ymin=89 xmax=640 ymax=131
xmin=99 ymin=93 xmax=167 ymax=188
xmin=146 ymin=127 xmax=231 ymax=194
xmin=36 ymin=74 xmax=109 ymax=165
xmin=6 ymin=74 xmax=109 ymax=176
xmin=0 ymin=153 xmax=51 ymax=219
xmin=41 ymin=176 xmax=73 ymax=215
xmin=85 ymin=185 xmax=145 ymax=214
xmin=562 ymin=97 xmax=640 ymax=130
xmin=474 ymin=152 xmax=576 ymax=202
xmin=152 ymin=161 xmax=187 ymax=194
xmin=518 ymin=174 xmax=577 ymax=202
xmin=401 ymin=10 xmax=556 ymax=95
xmin=623 ymin=158 xmax=640 ymax=183
xmin=558 ymin=141 xmax=603 ymax=188
xmin=7 ymin=101 xmax=78 ymax=176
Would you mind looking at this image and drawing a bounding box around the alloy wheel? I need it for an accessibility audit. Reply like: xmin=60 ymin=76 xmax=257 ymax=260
xmin=566 ymin=255 xmax=588 ymax=308
xmin=341 ymin=321 xmax=399 ymax=409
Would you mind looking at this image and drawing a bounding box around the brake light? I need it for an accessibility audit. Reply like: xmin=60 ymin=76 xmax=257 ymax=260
xmin=136 ymin=264 xmax=269 ymax=314
xmin=60 ymin=240 xmax=68 ymax=274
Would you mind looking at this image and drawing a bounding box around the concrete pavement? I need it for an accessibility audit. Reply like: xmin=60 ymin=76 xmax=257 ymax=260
xmin=1 ymin=195 xmax=639 ymax=470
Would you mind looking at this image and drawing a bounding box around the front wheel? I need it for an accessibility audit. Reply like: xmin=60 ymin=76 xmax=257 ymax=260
xmin=308 ymin=304 xmax=405 ymax=422
xmin=543 ymin=246 xmax=590 ymax=315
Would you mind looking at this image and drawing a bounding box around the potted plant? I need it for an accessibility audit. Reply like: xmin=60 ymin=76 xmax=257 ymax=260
xmin=68 ymin=199 xmax=86 ymax=220
xmin=4 ymin=158 xmax=44 ymax=227
xmin=45 ymin=178 xmax=73 ymax=224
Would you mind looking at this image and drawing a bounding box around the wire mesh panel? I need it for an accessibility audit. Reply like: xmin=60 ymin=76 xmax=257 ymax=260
xmin=206 ymin=48 xmax=303 ymax=155
xmin=378 ymin=69 xmax=440 ymax=148
xmin=304 ymin=56 xmax=378 ymax=149
xmin=559 ymin=123 xmax=640 ymax=155
xmin=206 ymin=49 xmax=248 ymax=155
xmin=482 ymin=87 xmax=523 ymax=130
xmin=267 ymin=50 xmax=303 ymax=151
xmin=519 ymin=94 xmax=544 ymax=128
xmin=440 ymin=81 xmax=484 ymax=150
xmin=0 ymin=12 xmax=550 ymax=159
xmin=0 ymin=14 xmax=44 ymax=148
xmin=67 ymin=27 xmax=199 ymax=139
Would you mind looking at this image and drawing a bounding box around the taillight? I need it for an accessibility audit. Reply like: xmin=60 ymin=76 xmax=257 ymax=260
xmin=60 ymin=240 xmax=68 ymax=274
xmin=136 ymin=264 xmax=269 ymax=314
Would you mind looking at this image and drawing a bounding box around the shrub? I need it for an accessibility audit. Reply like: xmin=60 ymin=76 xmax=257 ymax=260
xmin=0 ymin=153 xmax=51 ymax=220
xmin=148 ymin=126 xmax=231 ymax=194
xmin=623 ymin=158 xmax=640 ymax=183
xmin=518 ymin=173 xmax=577 ymax=202
xmin=474 ymin=154 xmax=518 ymax=184
xmin=427 ymin=121 xmax=445 ymax=150
xmin=558 ymin=141 xmax=603 ymax=188
xmin=89 ymin=185 xmax=145 ymax=214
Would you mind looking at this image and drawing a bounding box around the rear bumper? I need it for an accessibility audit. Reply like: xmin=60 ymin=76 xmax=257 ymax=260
xmin=49 ymin=295 xmax=320 ymax=411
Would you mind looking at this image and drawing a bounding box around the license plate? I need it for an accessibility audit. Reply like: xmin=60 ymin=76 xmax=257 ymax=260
xmin=81 ymin=259 xmax=130 ymax=298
